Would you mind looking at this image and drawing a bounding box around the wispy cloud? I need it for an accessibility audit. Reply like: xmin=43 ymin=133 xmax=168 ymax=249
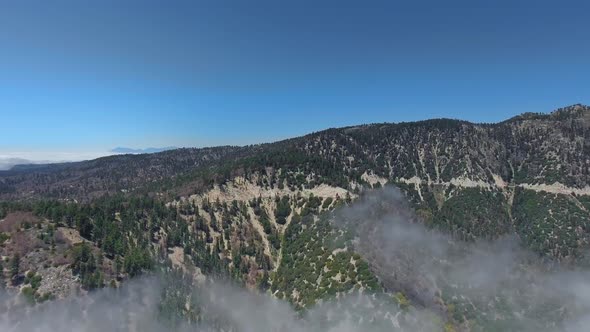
xmin=2 ymin=188 xmax=590 ymax=331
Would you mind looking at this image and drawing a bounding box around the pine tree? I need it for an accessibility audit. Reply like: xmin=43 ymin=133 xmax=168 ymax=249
xmin=0 ymin=259 xmax=4 ymax=287
xmin=10 ymin=253 xmax=20 ymax=284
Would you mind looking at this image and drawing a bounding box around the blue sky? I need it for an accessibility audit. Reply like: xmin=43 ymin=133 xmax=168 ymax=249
xmin=1 ymin=0 xmax=589 ymax=161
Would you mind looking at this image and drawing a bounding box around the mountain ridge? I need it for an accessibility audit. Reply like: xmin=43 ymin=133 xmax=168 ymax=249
xmin=110 ymin=146 xmax=178 ymax=154
xmin=1 ymin=104 xmax=589 ymax=201
xmin=2 ymin=104 xmax=590 ymax=331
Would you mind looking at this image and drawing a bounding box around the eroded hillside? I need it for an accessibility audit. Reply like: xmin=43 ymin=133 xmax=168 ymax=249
xmin=2 ymin=104 xmax=590 ymax=331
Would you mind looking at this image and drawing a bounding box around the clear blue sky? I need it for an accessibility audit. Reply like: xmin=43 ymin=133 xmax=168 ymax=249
xmin=1 ymin=0 xmax=589 ymax=159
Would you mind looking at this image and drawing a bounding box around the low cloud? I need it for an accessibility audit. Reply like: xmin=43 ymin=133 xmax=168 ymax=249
xmin=2 ymin=187 xmax=590 ymax=331
xmin=0 ymin=276 xmax=440 ymax=332
xmin=335 ymin=187 xmax=590 ymax=331
xmin=0 ymin=158 xmax=34 ymax=171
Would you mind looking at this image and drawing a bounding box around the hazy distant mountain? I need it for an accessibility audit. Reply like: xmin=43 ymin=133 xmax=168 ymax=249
xmin=0 ymin=152 xmax=114 ymax=171
xmin=0 ymin=158 xmax=33 ymax=171
xmin=110 ymin=146 xmax=177 ymax=154
xmin=0 ymin=158 xmax=58 ymax=171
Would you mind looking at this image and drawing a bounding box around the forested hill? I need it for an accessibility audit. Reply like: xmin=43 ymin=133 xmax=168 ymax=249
xmin=2 ymin=104 xmax=590 ymax=257
xmin=1 ymin=104 xmax=590 ymax=331
xmin=1 ymin=104 xmax=589 ymax=202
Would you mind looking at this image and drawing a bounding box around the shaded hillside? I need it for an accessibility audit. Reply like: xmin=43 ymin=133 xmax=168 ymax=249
xmin=0 ymin=146 xmax=250 ymax=201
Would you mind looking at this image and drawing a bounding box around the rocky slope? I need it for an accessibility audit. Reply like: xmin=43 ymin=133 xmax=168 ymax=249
xmin=1 ymin=104 xmax=590 ymax=331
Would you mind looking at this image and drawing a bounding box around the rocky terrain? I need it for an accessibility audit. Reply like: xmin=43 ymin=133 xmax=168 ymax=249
xmin=1 ymin=104 xmax=590 ymax=331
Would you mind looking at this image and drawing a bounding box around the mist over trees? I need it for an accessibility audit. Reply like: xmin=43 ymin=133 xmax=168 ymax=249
xmin=1 ymin=106 xmax=590 ymax=330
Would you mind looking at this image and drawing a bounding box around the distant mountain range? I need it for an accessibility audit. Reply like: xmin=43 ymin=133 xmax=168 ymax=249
xmin=0 ymin=158 xmax=36 ymax=171
xmin=0 ymin=147 xmax=178 ymax=171
xmin=110 ymin=146 xmax=177 ymax=154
